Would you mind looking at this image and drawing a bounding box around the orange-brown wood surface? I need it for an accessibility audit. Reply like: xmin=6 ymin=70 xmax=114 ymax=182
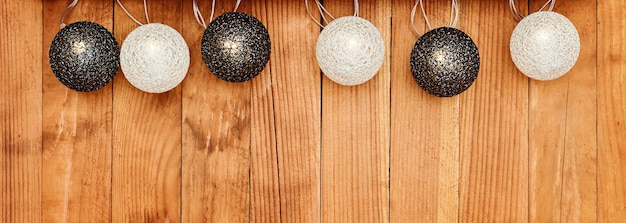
xmin=528 ymin=1 xmax=597 ymax=222
xmin=42 ymin=0 xmax=113 ymax=222
xmin=390 ymin=0 xmax=460 ymax=222
xmin=112 ymin=0 xmax=182 ymax=222
xmin=460 ymin=0 xmax=529 ymax=222
xmin=2 ymin=0 xmax=624 ymax=222
xmin=182 ymin=0 xmax=250 ymax=222
xmin=257 ymin=0 xmax=322 ymax=222
xmin=599 ymin=0 xmax=626 ymax=222
xmin=321 ymin=0 xmax=390 ymax=222
xmin=1 ymin=1 xmax=43 ymax=222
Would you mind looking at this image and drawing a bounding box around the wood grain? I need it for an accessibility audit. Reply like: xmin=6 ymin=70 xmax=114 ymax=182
xmin=528 ymin=0 xmax=598 ymax=222
xmin=262 ymin=1 xmax=323 ymax=222
xmin=0 ymin=1 xmax=42 ymax=222
xmin=598 ymin=0 xmax=626 ymax=221
xmin=249 ymin=0 xmax=280 ymax=222
xmin=181 ymin=0 xmax=251 ymax=222
xmin=112 ymin=0 xmax=182 ymax=222
xmin=5 ymin=1 xmax=626 ymax=222
xmin=460 ymin=0 xmax=529 ymax=222
xmin=389 ymin=0 xmax=462 ymax=222
xmin=320 ymin=0 xmax=390 ymax=222
xmin=42 ymin=1 xmax=113 ymax=222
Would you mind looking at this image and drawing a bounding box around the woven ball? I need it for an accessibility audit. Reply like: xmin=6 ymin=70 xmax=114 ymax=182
xmin=316 ymin=16 xmax=385 ymax=86
xmin=202 ymin=12 xmax=271 ymax=82
xmin=510 ymin=11 xmax=580 ymax=81
xmin=120 ymin=23 xmax=190 ymax=93
xmin=49 ymin=21 xmax=119 ymax=92
xmin=410 ymin=27 xmax=480 ymax=97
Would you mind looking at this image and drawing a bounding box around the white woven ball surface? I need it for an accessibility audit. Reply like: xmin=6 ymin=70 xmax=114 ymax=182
xmin=316 ymin=16 xmax=385 ymax=86
xmin=121 ymin=23 xmax=190 ymax=93
xmin=510 ymin=11 xmax=580 ymax=81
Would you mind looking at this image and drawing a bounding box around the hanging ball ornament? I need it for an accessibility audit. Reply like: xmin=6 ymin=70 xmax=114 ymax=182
xmin=510 ymin=11 xmax=580 ymax=81
xmin=49 ymin=21 xmax=120 ymax=92
xmin=316 ymin=16 xmax=385 ymax=86
xmin=202 ymin=12 xmax=271 ymax=82
xmin=410 ymin=27 xmax=480 ymax=97
xmin=120 ymin=23 xmax=190 ymax=93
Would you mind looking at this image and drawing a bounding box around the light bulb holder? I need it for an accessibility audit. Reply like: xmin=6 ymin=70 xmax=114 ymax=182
xmin=410 ymin=27 xmax=480 ymax=97
xmin=120 ymin=23 xmax=190 ymax=93
xmin=316 ymin=16 xmax=385 ymax=86
xmin=510 ymin=11 xmax=580 ymax=81
xmin=49 ymin=21 xmax=120 ymax=92
xmin=201 ymin=12 xmax=271 ymax=83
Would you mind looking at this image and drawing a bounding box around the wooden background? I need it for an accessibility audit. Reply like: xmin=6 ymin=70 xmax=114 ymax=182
xmin=1 ymin=0 xmax=625 ymax=222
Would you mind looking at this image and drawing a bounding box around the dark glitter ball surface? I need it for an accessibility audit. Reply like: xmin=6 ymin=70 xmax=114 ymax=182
xmin=49 ymin=21 xmax=120 ymax=92
xmin=202 ymin=12 xmax=271 ymax=82
xmin=410 ymin=27 xmax=480 ymax=97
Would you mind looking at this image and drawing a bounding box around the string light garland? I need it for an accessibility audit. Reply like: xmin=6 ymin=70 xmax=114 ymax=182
xmin=409 ymin=0 xmax=479 ymax=97
xmin=117 ymin=0 xmax=190 ymax=93
xmin=509 ymin=0 xmax=580 ymax=81
xmin=306 ymin=0 xmax=385 ymax=86
xmin=49 ymin=1 xmax=580 ymax=95
xmin=49 ymin=1 xmax=120 ymax=92
xmin=195 ymin=0 xmax=271 ymax=82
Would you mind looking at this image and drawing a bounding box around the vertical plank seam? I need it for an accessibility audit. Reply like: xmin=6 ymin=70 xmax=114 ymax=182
xmin=594 ymin=0 xmax=599 ymax=222
xmin=248 ymin=0 xmax=254 ymax=213
xmin=387 ymin=0 xmax=393 ymax=223
xmin=270 ymin=55 xmax=282 ymax=223
xmin=111 ymin=0 xmax=115 ymax=222
xmin=457 ymin=95 xmax=461 ymax=222
xmin=457 ymin=102 xmax=461 ymax=222
xmin=179 ymin=1 xmax=184 ymax=223
xmin=266 ymin=2 xmax=283 ymax=222
xmin=178 ymin=1 xmax=184 ymax=221
xmin=249 ymin=74 xmax=252 ymax=223
xmin=40 ymin=0 xmax=45 ymax=222
xmin=458 ymin=3 xmax=464 ymax=222
xmin=559 ymin=81 xmax=571 ymax=223
xmin=248 ymin=3 xmax=253 ymax=222
xmin=109 ymin=0 xmax=113 ymax=223
xmin=249 ymin=4 xmax=254 ymax=219
xmin=318 ymin=2 xmax=324 ymax=222
xmin=458 ymin=1 xmax=475 ymax=220
xmin=526 ymin=1 xmax=531 ymax=222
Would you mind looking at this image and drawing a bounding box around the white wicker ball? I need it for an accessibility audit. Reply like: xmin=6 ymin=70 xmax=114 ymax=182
xmin=510 ymin=11 xmax=580 ymax=81
xmin=316 ymin=16 xmax=385 ymax=86
xmin=120 ymin=23 xmax=190 ymax=93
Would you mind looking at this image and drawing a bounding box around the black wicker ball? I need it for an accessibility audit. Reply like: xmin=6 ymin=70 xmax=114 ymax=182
xmin=49 ymin=21 xmax=120 ymax=92
xmin=201 ymin=12 xmax=271 ymax=82
xmin=410 ymin=27 xmax=479 ymax=97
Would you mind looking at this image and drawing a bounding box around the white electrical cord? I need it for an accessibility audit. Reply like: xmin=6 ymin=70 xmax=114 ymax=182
xmin=509 ymin=0 xmax=555 ymax=21
xmin=116 ymin=0 xmax=150 ymax=26
xmin=60 ymin=0 xmax=79 ymax=28
xmin=305 ymin=0 xmax=359 ymax=28
xmin=410 ymin=0 xmax=459 ymax=36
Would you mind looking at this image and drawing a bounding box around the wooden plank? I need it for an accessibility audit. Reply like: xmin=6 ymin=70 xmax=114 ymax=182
xmin=528 ymin=0 xmax=598 ymax=222
xmin=0 ymin=1 xmax=42 ymax=222
xmin=459 ymin=0 xmax=529 ymax=222
xmin=181 ymin=0 xmax=251 ymax=222
xmin=41 ymin=1 xmax=113 ymax=222
xmin=249 ymin=0 xmax=280 ymax=222
xmin=320 ymin=0 xmax=390 ymax=222
xmin=455 ymin=1 xmax=481 ymax=223
xmin=112 ymin=0 xmax=182 ymax=222
xmin=389 ymin=0 xmax=463 ymax=221
xmin=598 ymin=0 xmax=626 ymax=221
xmin=262 ymin=0 xmax=323 ymax=222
